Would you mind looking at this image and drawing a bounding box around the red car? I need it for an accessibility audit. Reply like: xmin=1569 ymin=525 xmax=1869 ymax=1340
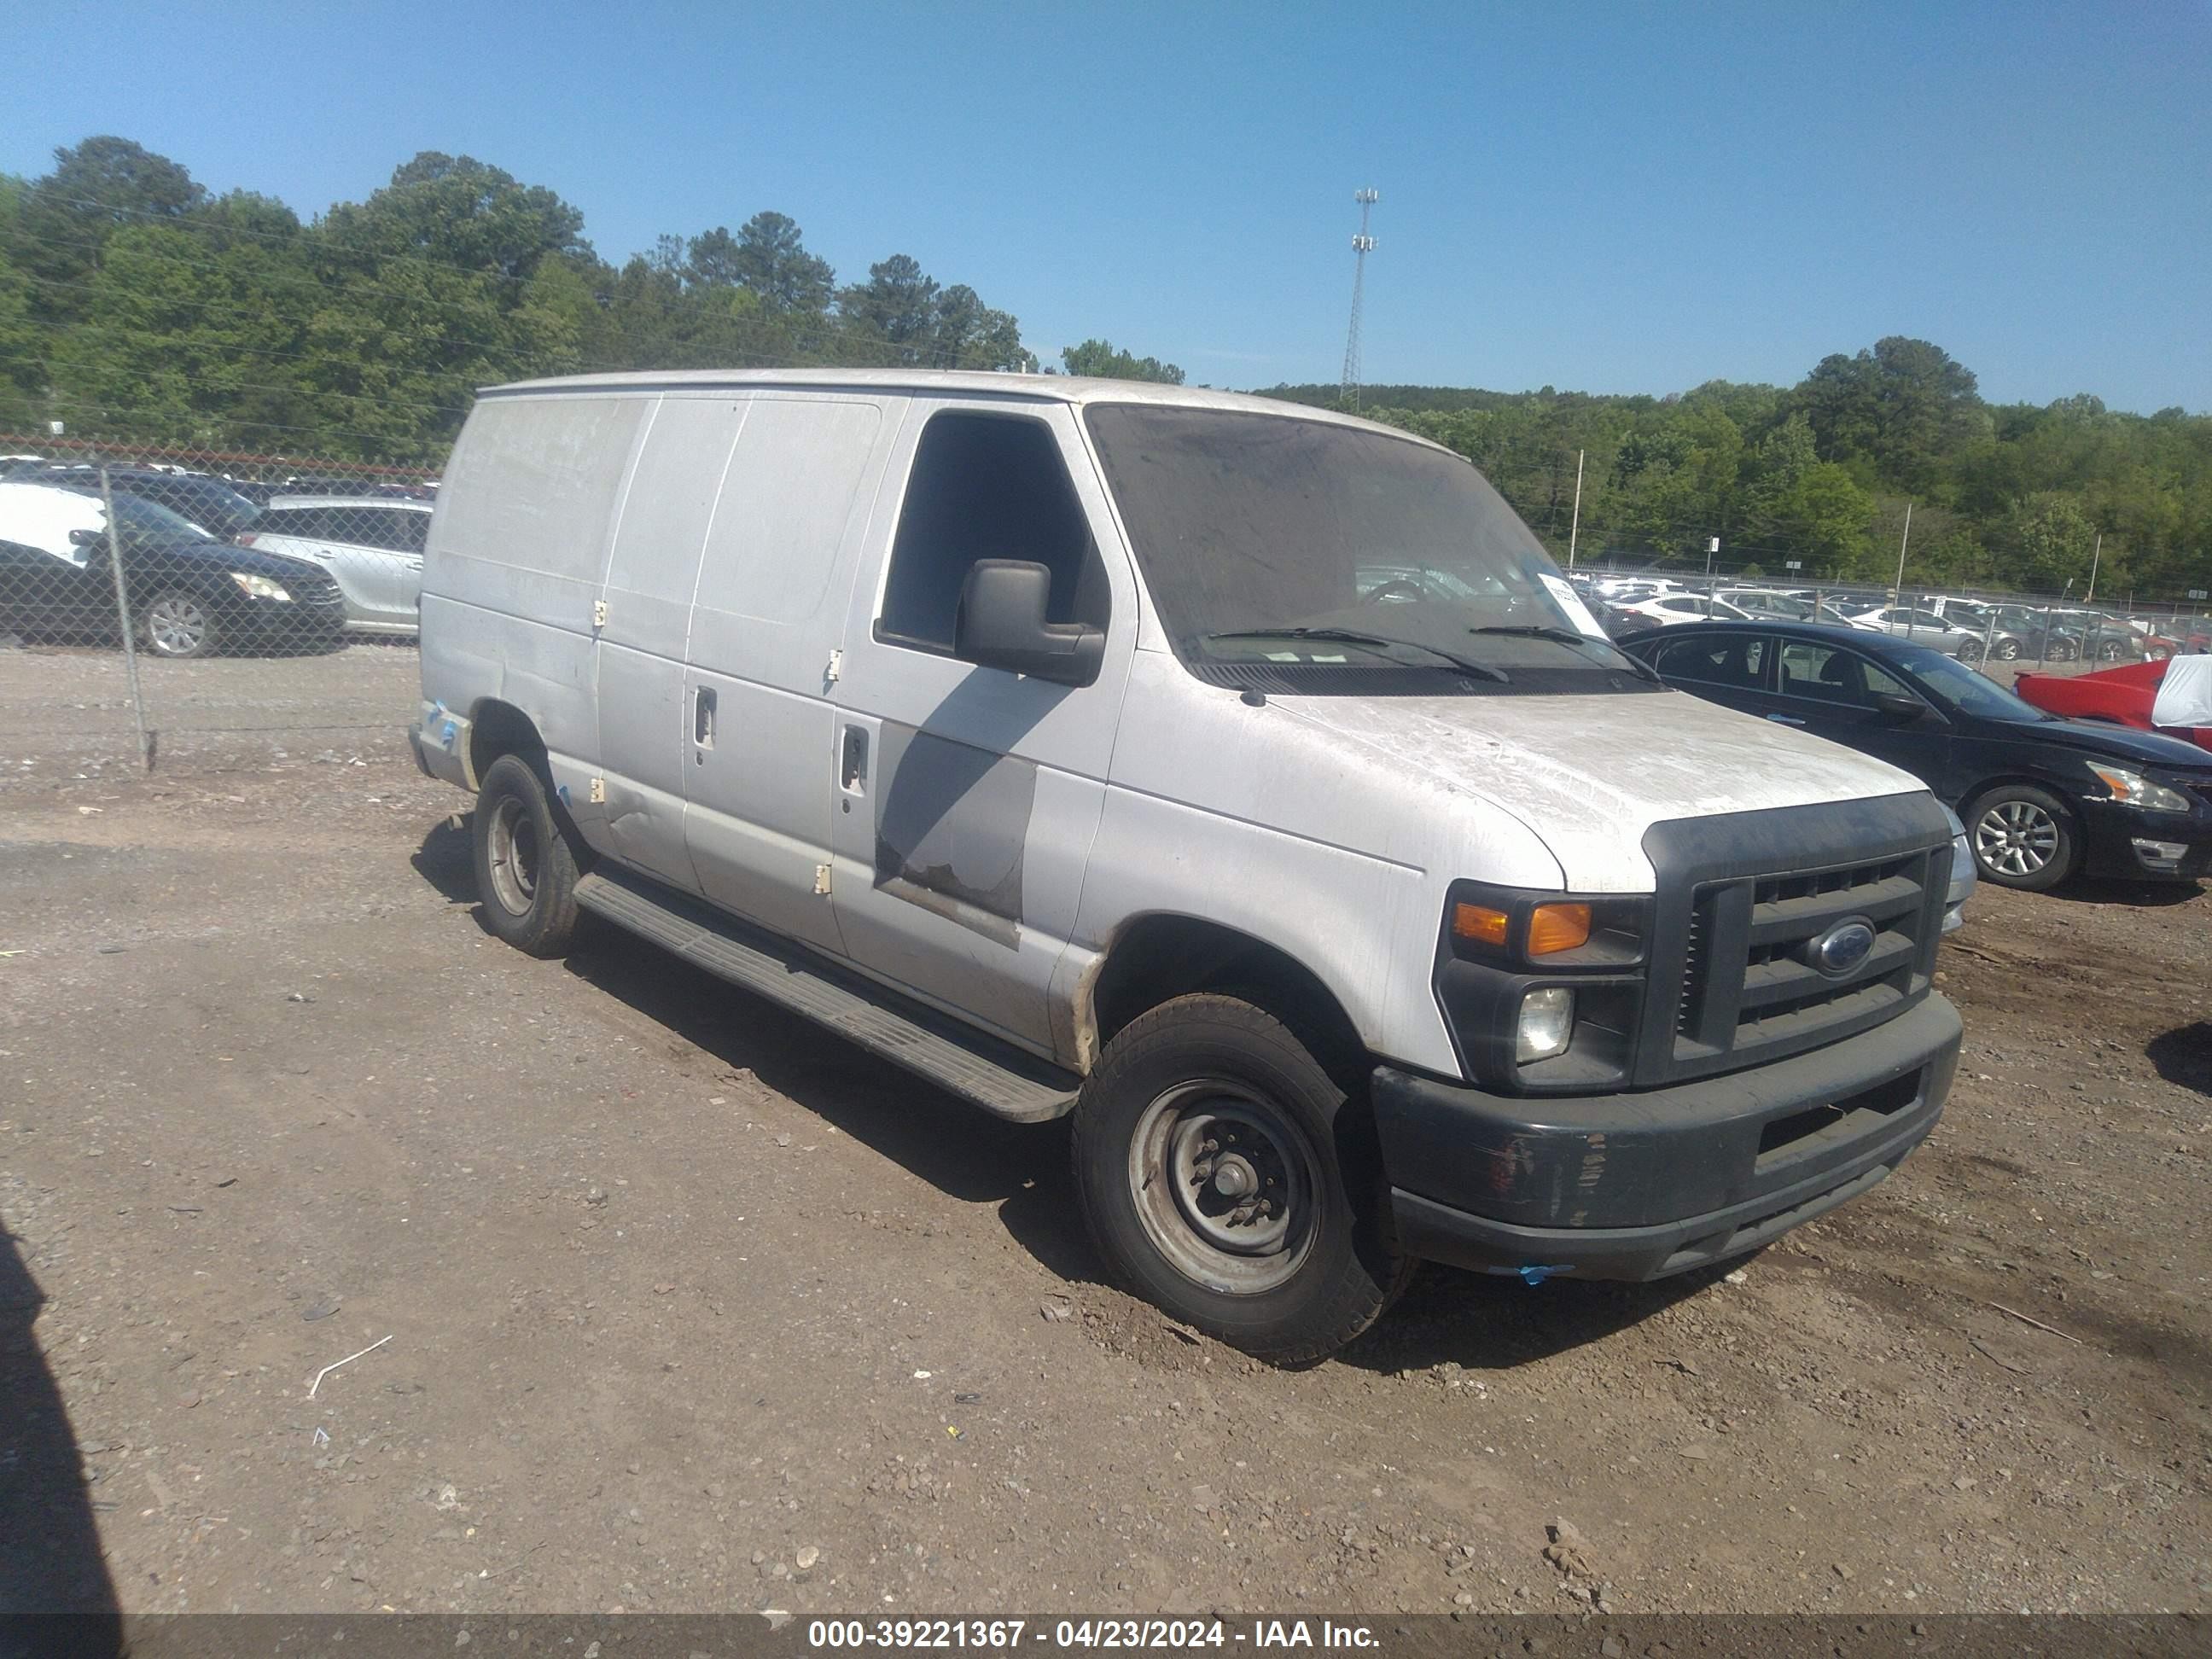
xmin=2014 ymin=657 xmax=2212 ymax=754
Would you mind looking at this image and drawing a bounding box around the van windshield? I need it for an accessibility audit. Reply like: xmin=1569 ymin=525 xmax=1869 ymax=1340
xmin=1086 ymin=405 xmax=1646 ymax=693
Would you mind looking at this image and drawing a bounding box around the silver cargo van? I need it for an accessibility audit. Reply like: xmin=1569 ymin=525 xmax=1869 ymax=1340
xmin=411 ymin=371 xmax=1965 ymax=1362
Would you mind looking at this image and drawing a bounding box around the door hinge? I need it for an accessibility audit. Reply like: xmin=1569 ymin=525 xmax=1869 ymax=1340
xmin=588 ymin=777 xmax=606 ymax=804
xmin=824 ymin=648 xmax=843 ymax=684
xmin=813 ymin=863 xmax=832 ymax=896
xmin=592 ymin=599 xmax=608 ymax=629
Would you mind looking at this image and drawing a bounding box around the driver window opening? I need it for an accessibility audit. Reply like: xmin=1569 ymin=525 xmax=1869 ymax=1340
xmin=877 ymin=413 xmax=1108 ymax=654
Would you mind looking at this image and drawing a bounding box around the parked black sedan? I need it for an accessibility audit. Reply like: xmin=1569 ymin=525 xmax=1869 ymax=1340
xmin=1621 ymin=621 xmax=2212 ymax=890
xmin=0 ymin=480 xmax=345 ymax=657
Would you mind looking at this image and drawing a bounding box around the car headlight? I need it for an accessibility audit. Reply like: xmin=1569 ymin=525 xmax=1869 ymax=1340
xmin=1516 ymin=987 xmax=1576 ymax=1064
xmin=230 ymin=572 xmax=293 ymax=602
xmin=2087 ymin=762 xmax=2191 ymax=813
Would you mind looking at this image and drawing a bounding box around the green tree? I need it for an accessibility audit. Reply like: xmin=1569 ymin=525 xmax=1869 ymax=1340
xmin=1793 ymin=335 xmax=1987 ymax=498
xmin=2001 ymin=492 xmax=2099 ymax=591
xmin=1060 ymin=339 xmax=1184 ymax=383
xmin=724 ymin=212 xmax=835 ymax=313
xmin=839 ymin=254 xmax=940 ymax=358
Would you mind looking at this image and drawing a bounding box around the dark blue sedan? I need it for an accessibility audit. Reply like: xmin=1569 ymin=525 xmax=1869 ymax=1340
xmin=1622 ymin=621 xmax=2212 ymax=891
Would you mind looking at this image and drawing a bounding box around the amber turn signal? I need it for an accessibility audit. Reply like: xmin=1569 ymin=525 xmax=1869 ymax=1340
xmin=1527 ymin=902 xmax=1592 ymax=955
xmin=1451 ymin=902 xmax=1510 ymax=947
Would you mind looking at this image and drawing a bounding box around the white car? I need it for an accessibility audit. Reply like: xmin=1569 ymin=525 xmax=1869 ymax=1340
xmin=1617 ymin=592 xmax=1753 ymax=627
xmin=240 ymin=496 xmax=431 ymax=635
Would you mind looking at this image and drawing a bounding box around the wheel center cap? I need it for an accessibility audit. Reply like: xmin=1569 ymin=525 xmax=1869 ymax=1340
xmin=1211 ymin=1155 xmax=1259 ymax=1200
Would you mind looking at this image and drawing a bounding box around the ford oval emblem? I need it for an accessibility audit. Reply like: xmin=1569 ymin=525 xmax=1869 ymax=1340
xmin=1806 ymin=917 xmax=1877 ymax=979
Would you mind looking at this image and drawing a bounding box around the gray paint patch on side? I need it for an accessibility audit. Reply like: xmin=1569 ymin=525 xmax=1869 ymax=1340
xmin=874 ymin=721 xmax=1034 ymax=949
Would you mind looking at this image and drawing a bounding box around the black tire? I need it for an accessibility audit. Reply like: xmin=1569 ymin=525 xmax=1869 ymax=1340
xmin=137 ymin=590 xmax=220 ymax=659
xmin=1070 ymin=992 xmax=1408 ymax=1365
xmin=1956 ymin=638 xmax=1986 ymax=663
xmin=1995 ymin=637 xmax=2022 ymax=661
xmin=472 ymin=753 xmax=581 ymax=956
xmin=1964 ymin=782 xmax=2081 ymax=892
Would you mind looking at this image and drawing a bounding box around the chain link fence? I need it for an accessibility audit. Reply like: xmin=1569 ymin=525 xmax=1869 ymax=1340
xmin=0 ymin=439 xmax=431 ymax=775
xmin=1561 ymin=565 xmax=2210 ymax=681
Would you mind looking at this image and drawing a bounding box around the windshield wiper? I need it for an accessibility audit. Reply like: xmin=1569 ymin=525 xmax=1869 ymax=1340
xmin=1198 ymin=627 xmax=1509 ymax=683
xmin=1468 ymin=624 xmax=1662 ymax=685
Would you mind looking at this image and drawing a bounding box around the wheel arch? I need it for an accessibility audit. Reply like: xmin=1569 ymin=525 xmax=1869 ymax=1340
xmin=467 ymin=697 xmax=547 ymax=790
xmin=1084 ymin=913 xmax=1368 ymax=1081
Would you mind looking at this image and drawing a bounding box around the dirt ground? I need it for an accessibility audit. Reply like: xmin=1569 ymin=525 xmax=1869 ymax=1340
xmin=1 ymin=646 xmax=2208 ymax=1619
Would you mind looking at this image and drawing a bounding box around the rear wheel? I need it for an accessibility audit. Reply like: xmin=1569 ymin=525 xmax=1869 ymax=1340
xmin=1071 ymin=993 xmax=1407 ymax=1365
xmin=1995 ymin=637 xmax=2022 ymax=661
xmin=472 ymin=753 xmax=581 ymax=955
xmin=1965 ymin=783 xmax=2081 ymax=892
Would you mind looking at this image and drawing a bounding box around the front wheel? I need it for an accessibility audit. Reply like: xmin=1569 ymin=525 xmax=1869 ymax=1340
xmin=471 ymin=753 xmax=581 ymax=955
xmin=1071 ymin=993 xmax=1407 ymax=1365
xmin=1995 ymin=637 xmax=2022 ymax=661
xmin=1965 ymin=783 xmax=2081 ymax=892
xmin=137 ymin=591 xmax=219 ymax=659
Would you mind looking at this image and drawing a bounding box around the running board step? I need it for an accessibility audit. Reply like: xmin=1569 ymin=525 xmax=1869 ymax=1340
xmin=573 ymin=866 xmax=1079 ymax=1123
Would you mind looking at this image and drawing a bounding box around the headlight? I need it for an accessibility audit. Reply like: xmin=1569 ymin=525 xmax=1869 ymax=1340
xmin=1516 ymin=987 xmax=1575 ymax=1064
xmin=2087 ymin=762 xmax=2190 ymax=813
xmin=230 ymin=572 xmax=293 ymax=602
xmin=1941 ymin=803 xmax=1976 ymax=909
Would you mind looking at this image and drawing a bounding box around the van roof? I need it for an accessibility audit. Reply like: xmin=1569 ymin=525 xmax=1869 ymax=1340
xmin=477 ymin=369 xmax=1457 ymax=454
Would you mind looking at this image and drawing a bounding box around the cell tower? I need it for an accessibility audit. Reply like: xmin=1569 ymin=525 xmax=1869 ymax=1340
xmin=1340 ymin=188 xmax=1379 ymax=407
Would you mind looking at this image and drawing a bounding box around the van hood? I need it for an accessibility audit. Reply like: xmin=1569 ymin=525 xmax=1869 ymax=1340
xmin=1267 ymin=688 xmax=1929 ymax=892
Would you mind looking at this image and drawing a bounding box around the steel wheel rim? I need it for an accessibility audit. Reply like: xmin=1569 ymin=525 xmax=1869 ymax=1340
xmin=486 ymin=796 xmax=539 ymax=916
xmin=146 ymin=596 xmax=207 ymax=655
xmin=1128 ymin=1080 xmax=1318 ymax=1295
xmin=1974 ymin=800 xmax=2060 ymax=877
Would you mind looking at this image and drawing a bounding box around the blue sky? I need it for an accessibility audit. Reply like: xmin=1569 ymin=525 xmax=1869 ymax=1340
xmin=9 ymin=1 xmax=2209 ymax=410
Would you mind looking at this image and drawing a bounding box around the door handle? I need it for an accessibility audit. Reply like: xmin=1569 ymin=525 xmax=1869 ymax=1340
xmin=1767 ymin=713 xmax=1807 ymax=726
xmin=841 ymin=725 xmax=868 ymax=792
xmin=694 ymin=686 xmax=716 ymax=750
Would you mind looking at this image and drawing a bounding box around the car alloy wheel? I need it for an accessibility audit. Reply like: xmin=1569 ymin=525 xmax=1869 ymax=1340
xmin=1974 ymin=799 xmax=2060 ymax=879
xmin=143 ymin=594 xmax=211 ymax=657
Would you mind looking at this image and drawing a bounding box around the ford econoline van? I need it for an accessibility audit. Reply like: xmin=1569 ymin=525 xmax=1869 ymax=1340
xmin=411 ymin=371 xmax=1966 ymax=1362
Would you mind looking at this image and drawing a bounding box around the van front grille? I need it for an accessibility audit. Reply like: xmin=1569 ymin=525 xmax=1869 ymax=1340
xmin=1661 ymin=846 xmax=1940 ymax=1080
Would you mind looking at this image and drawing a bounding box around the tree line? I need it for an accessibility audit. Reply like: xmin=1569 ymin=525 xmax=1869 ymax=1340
xmin=0 ymin=136 xmax=1184 ymax=467
xmin=1270 ymin=341 xmax=2212 ymax=600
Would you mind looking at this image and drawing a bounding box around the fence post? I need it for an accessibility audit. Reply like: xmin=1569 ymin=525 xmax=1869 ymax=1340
xmin=1981 ymin=611 xmax=1997 ymax=675
xmin=98 ymin=465 xmax=154 ymax=773
xmin=2036 ymin=605 xmax=2052 ymax=669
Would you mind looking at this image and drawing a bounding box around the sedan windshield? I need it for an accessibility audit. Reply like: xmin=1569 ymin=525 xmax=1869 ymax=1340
xmin=108 ymin=492 xmax=215 ymax=548
xmin=1894 ymin=644 xmax=2051 ymax=721
xmin=1086 ymin=405 xmax=1639 ymax=690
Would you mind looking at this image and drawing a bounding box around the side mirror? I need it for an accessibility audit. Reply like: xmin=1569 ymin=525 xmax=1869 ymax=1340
xmin=1871 ymin=691 xmax=1927 ymax=723
xmin=954 ymin=560 xmax=1104 ymax=687
xmin=68 ymin=527 xmax=102 ymax=548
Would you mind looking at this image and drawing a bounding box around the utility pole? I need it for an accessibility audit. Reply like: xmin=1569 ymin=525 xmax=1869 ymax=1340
xmin=1567 ymin=449 xmax=1586 ymax=568
xmin=2086 ymin=533 xmax=2101 ymax=603
xmin=1891 ymin=501 xmax=1913 ymax=626
xmin=1705 ymin=536 xmax=1720 ymax=576
xmin=1339 ymin=189 xmax=1378 ymax=408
